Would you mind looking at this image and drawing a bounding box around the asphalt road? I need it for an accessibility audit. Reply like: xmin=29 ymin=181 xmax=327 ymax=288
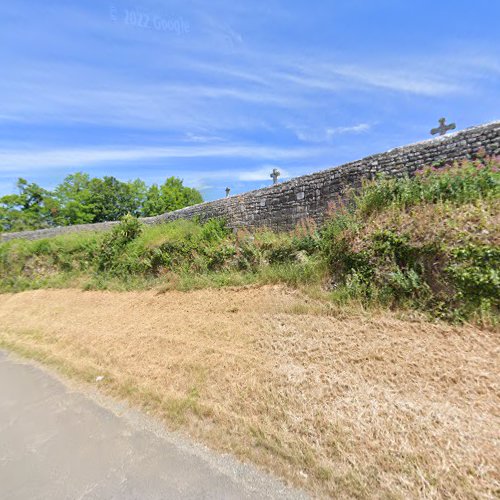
xmin=0 ymin=350 xmax=306 ymax=499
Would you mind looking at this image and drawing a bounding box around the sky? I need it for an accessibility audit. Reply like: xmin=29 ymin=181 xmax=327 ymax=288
xmin=0 ymin=0 xmax=499 ymax=200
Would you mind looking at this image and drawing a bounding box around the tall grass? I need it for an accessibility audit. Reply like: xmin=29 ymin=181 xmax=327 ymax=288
xmin=0 ymin=216 xmax=323 ymax=293
xmin=355 ymin=156 xmax=499 ymax=217
xmin=322 ymin=157 xmax=500 ymax=324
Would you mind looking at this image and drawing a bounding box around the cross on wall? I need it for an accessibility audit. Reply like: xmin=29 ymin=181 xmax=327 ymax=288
xmin=270 ymin=168 xmax=280 ymax=184
xmin=431 ymin=118 xmax=456 ymax=136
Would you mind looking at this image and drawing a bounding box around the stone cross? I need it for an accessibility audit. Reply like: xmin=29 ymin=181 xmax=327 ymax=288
xmin=431 ymin=118 xmax=456 ymax=137
xmin=225 ymin=187 xmax=230 ymax=197
xmin=270 ymin=168 xmax=280 ymax=184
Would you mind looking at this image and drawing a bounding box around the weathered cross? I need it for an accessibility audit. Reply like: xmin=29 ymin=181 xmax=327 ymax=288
xmin=270 ymin=168 xmax=280 ymax=184
xmin=431 ymin=118 xmax=456 ymax=137
xmin=225 ymin=187 xmax=231 ymax=197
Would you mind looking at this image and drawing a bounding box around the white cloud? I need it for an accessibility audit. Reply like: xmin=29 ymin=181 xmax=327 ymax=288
xmin=238 ymin=166 xmax=289 ymax=181
xmin=183 ymin=132 xmax=225 ymax=143
xmin=333 ymin=65 xmax=462 ymax=96
xmin=188 ymin=45 xmax=466 ymax=99
xmin=0 ymin=145 xmax=324 ymax=172
xmin=150 ymin=164 xmax=307 ymax=188
xmin=326 ymin=123 xmax=371 ymax=136
xmin=292 ymin=123 xmax=371 ymax=143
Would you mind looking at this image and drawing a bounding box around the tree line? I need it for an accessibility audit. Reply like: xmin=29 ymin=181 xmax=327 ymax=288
xmin=0 ymin=173 xmax=203 ymax=233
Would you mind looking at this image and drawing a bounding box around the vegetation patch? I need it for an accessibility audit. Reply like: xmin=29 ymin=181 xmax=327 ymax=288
xmin=322 ymin=156 xmax=499 ymax=325
xmin=1 ymin=157 xmax=498 ymax=325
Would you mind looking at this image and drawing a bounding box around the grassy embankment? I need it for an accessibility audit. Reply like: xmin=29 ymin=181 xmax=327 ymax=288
xmin=1 ymin=157 xmax=498 ymax=325
xmin=0 ymin=157 xmax=499 ymax=497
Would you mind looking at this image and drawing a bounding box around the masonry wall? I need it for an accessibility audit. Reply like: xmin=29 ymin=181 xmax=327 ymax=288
xmin=2 ymin=121 xmax=499 ymax=242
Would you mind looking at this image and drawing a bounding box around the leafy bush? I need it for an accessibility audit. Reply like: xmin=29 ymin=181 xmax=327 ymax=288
xmin=97 ymin=215 xmax=143 ymax=272
xmin=200 ymin=218 xmax=232 ymax=242
xmin=447 ymin=245 xmax=500 ymax=311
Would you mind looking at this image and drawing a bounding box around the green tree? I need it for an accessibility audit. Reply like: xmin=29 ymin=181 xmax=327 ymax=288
xmin=143 ymin=177 xmax=203 ymax=216
xmin=0 ymin=173 xmax=202 ymax=232
xmin=53 ymin=172 xmax=95 ymax=226
xmin=0 ymin=179 xmax=57 ymax=232
xmin=87 ymin=176 xmax=147 ymax=222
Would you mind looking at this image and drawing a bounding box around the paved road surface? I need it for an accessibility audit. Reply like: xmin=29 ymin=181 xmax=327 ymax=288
xmin=0 ymin=350 xmax=306 ymax=499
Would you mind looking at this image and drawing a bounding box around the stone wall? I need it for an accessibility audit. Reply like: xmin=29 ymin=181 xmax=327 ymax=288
xmin=2 ymin=121 xmax=499 ymax=242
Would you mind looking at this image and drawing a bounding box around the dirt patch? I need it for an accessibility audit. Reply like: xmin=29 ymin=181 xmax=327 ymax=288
xmin=0 ymin=286 xmax=498 ymax=498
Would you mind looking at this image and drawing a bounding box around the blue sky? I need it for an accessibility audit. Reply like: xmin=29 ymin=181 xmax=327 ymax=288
xmin=1 ymin=0 xmax=499 ymax=200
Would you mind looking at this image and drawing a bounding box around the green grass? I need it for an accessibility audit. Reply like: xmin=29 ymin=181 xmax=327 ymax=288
xmin=1 ymin=157 xmax=499 ymax=325
xmin=0 ymin=216 xmax=323 ymax=292
xmin=354 ymin=155 xmax=499 ymax=216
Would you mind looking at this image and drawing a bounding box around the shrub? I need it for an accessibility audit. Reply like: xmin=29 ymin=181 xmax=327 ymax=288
xmin=447 ymin=244 xmax=500 ymax=312
xmin=97 ymin=215 xmax=143 ymax=272
xmin=199 ymin=218 xmax=232 ymax=242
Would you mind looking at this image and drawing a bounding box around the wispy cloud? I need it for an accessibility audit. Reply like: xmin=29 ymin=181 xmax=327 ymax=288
xmin=292 ymin=123 xmax=372 ymax=143
xmin=174 ymin=165 xmax=291 ymax=185
xmin=326 ymin=123 xmax=371 ymax=136
xmin=0 ymin=144 xmax=326 ymax=172
xmin=2 ymin=41 xmax=493 ymax=134
xmin=332 ymin=65 xmax=462 ymax=96
xmin=238 ymin=165 xmax=290 ymax=181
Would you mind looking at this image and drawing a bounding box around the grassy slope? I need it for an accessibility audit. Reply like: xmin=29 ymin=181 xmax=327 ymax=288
xmin=1 ymin=157 xmax=498 ymax=325
xmin=322 ymin=158 xmax=500 ymax=325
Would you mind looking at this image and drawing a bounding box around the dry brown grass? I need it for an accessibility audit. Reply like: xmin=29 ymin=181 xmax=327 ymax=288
xmin=0 ymin=286 xmax=498 ymax=498
xmin=353 ymin=198 xmax=500 ymax=251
